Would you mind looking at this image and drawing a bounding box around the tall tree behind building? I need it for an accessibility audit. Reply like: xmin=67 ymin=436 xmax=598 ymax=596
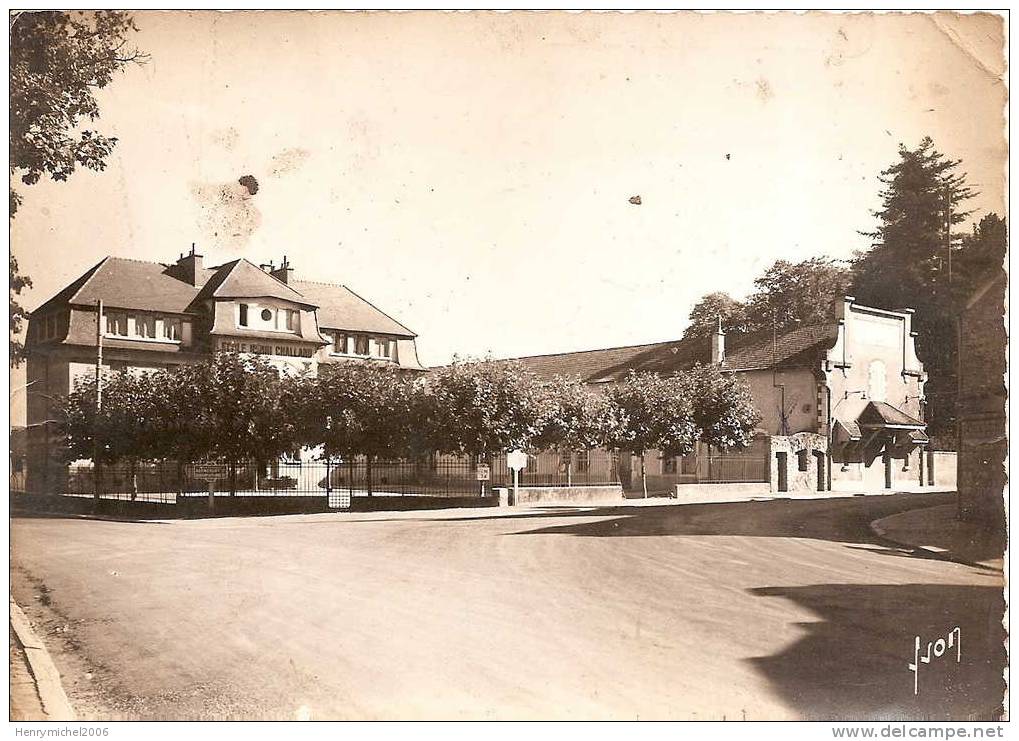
xmin=681 ymin=258 xmax=852 ymax=342
xmin=851 ymin=137 xmax=977 ymax=443
xmin=8 ymin=10 xmax=146 ymax=364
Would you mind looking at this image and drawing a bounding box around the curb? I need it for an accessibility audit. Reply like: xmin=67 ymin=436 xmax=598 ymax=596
xmin=869 ymin=516 xmax=954 ymax=556
xmin=9 ymin=598 xmax=76 ymax=721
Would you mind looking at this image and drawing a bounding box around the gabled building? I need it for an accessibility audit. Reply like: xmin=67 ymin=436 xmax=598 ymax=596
xmin=507 ymin=297 xmax=940 ymax=494
xmin=24 ymin=248 xmax=424 ymax=492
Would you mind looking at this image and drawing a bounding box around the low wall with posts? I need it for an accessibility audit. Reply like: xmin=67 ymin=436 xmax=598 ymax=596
xmin=495 ymin=485 xmax=625 ymax=506
xmin=673 ymin=482 xmax=772 ymax=500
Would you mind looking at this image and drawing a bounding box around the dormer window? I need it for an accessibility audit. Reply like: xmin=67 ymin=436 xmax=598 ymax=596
xmin=236 ymin=303 xmax=298 ymax=333
xmin=103 ymin=312 xmax=182 ymax=343
xmin=136 ymin=315 xmax=156 ymax=339
xmin=106 ymin=312 xmax=128 ymax=336
xmin=163 ymin=318 xmax=181 ymax=341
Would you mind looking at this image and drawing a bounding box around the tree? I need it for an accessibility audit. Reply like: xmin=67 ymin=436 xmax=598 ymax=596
xmin=420 ymin=358 xmax=545 ymax=462
xmin=684 ymin=364 xmax=761 ymax=450
xmin=532 ymin=375 xmax=618 ymax=484
xmin=9 ymin=11 xmax=146 ymax=216
xmin=606 ymin=371 xmax=698 ymax=498
xmin=145 ymin=363 xmax=218 ymax=492
xmin=744 ymin=257 xmax=854 ymax=334
xmin=9 ymin=256 xmax=32 ymax=366
xmin=9 ymin=10 xmax=145 ymax=364
xmin=301 ymin=363 xmax=416 ymax=495
xmin=681 ymin=292 xmax=748 ymax=341
xmin=202 ymin=353 xmax=297 ymax=494
xmin=956 ymin=213 xmax=1007 ymax=289
xmin=852 ymin=137 xmax=978 ymax=441
xmin=59 ymin=369 xmax=162 ymax=497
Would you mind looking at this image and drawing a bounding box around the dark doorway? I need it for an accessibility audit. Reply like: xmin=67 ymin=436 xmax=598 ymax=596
xmin=776 ymin=452 xmax=788 ymax=493
xmin=814 ymin=452 xmax=826 ymax=492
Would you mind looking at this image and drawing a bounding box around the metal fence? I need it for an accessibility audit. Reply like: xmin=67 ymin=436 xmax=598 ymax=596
xmin=695 ymin=439 xmax=771 ymax=483
xmin=48 ymin=458 xmax=489 ymax=504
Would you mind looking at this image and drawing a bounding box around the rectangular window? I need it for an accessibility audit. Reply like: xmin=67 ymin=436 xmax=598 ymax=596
xmin=284 ymin=309 xmax=295 ymax=331
xmin=663 ymin=456 xmax=678 ymax=474
xmin=354 ymin=334 xmax=369 ymax=356
xmin=238 ymin=303 xmax=249 ymax=327
xmin=163 ymin=317 xmax=182 ymax=341
xmin=106 ymin=312 xmax=128 ymax=336
xmin=372 ymin=338 xmax=392 ymax=358
xmin=135 ymin=315 xmax=156 ymax=339
xmin=332 ymin=332 xmax=350 ymax=354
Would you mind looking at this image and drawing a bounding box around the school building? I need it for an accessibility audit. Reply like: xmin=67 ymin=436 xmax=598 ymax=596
xmin=23 ymin=248 xmax=425 ymax=493
xmin=507 ymin=296 xmax=955 ymax=495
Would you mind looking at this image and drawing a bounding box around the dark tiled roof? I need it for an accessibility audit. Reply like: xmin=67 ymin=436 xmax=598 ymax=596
xmin=193 ymin=259 xmax=314 ymax=307
xmin=507 ymin=323 xmax=839 ymax=381
xmin=291 ymin=281 xmax=415 ymax=338
xmin=858 ymin=401 xmax=925 ymax=428
xmin=29 ymin=256 xmax=417 ymax=338
xmin=34 ymin=257 xmax=207 ymax=315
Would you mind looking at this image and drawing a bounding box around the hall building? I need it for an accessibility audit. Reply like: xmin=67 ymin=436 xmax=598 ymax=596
xmin=24 ymin=248 xmax=424 ymax=492
xmin=506 ymin=296 xmax=952 ymax=495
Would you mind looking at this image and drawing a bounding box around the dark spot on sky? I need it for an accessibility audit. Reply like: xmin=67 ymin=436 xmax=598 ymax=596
xmin=628 ymin=195 xmax=642 ymax=205
xmin=238 ymin=175 xmax=259 ymax=196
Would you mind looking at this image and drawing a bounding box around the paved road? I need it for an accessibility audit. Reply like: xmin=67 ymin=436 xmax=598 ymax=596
xmin=10 ymin=492 xmax=1005 ymax=721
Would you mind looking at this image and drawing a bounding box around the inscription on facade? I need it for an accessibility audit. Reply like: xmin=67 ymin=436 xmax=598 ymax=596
xmin=217 ymin=339 xmax=315 ymax=358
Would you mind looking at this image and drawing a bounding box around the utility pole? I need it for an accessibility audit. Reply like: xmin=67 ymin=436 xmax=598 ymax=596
xmin=93 ymin=299 xmax=103 ymax=503
xmin=945 ymin=184 xmax=953 ymax=285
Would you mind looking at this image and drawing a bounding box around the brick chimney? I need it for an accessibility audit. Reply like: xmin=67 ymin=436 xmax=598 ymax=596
xmin=710 ymin=316 xmax=726 ymax=365
xmin=271 ymin=255 xmax=294 ymax=284
xmin=174 ymin=244 xmax=204 ymax=286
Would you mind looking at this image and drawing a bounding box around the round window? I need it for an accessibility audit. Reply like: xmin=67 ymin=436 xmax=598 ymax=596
xmin=260 ymin=308 xmax=273 ymax=322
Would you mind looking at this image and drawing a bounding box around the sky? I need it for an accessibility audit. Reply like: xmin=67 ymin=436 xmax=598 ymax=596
xmin=9 ymin=11 xmax=1007 ymax=424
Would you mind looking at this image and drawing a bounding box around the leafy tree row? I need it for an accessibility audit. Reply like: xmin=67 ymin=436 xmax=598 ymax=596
xmin=59 ymin=353 xmax=761 ymax=497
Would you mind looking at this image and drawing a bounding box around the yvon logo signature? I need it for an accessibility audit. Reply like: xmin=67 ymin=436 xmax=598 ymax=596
xmin=908 ymin=627 xmax=961 ymax=695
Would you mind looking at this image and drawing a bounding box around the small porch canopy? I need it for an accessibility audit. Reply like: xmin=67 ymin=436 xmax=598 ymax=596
xmin=832 ymin=400 xmax=927 ymax=465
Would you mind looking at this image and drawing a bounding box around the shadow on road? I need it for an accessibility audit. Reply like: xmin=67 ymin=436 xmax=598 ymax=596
xmin=747 ymin=583 xmax=1006 ymax=721
xmin=507 ymin=492 xmax=953 ymax=544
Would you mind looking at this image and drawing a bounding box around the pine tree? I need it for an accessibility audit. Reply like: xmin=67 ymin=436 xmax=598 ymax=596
xmin=852 ymin=137 xmax=977 ymax=443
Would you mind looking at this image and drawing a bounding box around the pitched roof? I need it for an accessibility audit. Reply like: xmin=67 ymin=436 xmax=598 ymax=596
xmin=32 ymin=257 xmax=208 ymax=315
xmin=192 ymin=259 xmax=314 ymax=307
xmin=858 ymin=400 xmax=925 ymax=428
xmin=506 ymin=323 xmax=839 ymax=382
xmin=291 ymin=280 xmax=416 ymax=337
xmin=29 ymin=256 xmax=417 ymax=338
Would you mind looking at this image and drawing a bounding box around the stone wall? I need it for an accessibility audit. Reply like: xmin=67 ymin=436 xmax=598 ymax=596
xmin=956 ymin=273 xmax=1007 ymax=528
xmin=768 ymin=433 xmax=829 ymax=493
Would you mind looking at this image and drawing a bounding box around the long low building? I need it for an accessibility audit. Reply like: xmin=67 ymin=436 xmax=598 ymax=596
xmin=24 ymin=248 xmax=425 ymax=493
xmin=505 ymin=296 xmax=954 ymax=495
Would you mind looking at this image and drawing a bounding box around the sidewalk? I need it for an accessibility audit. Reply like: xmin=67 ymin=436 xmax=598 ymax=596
xmin=871 ymin=502 xmax=1005 ymax=570
xmin=9 ymin=599 xmax=76 ymax=721
xmin=10 ymin=629 xmax=47 ymax=720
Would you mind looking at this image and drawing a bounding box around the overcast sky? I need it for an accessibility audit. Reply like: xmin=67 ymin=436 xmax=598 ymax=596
xmin=10 ymin=11 xmax=1007 ymax=423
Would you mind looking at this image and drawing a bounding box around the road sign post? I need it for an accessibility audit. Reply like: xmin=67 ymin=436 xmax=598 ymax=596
xmin=188 ymin=463 xmax=228 ymax=513
xmin=476 ymin=463 xmax=491 ymax=497
xmin=506 ymin=450 xmax=528 ymax=506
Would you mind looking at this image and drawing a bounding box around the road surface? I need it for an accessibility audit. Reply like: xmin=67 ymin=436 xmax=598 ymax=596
xmin=10 ymin=492 xmax=1005 ymax=720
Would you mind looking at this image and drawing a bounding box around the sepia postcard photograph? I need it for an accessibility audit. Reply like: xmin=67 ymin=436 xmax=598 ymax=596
xmin=6 ymin=6 xmax=1009 ymax=734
